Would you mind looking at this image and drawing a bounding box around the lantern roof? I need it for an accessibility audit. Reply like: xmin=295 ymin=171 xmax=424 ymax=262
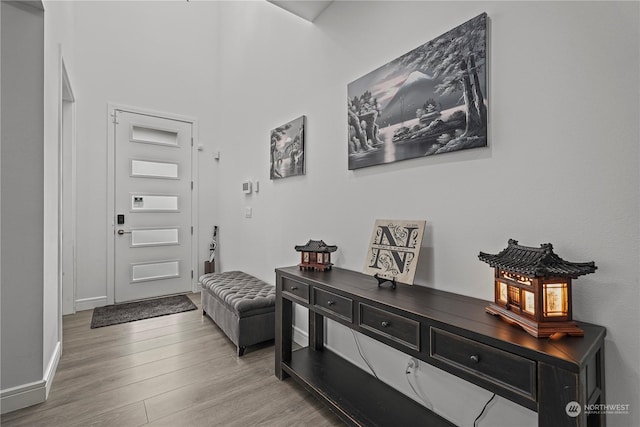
xmin=295 ymin=239 xmax=337 ymax=253
xmin=478 ymin=239 xmax=597 ymax=278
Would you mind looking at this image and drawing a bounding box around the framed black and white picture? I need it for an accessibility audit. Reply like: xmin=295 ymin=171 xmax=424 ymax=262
xmin=348 ymin=13 xmax=488 ymax=170
xmin=270 ymin=115 xmax=306 ymax=179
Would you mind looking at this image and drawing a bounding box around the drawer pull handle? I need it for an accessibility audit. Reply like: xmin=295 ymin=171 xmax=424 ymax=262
xmin=381 ymin=321 xmax=391 ymax=328
xmin=327 ymin=300 xmax=335 ymax=306
xmin=470 ymin=355 xmax=480 ymax=364
xmin=290 ymin=286 xmax=298 ymax=291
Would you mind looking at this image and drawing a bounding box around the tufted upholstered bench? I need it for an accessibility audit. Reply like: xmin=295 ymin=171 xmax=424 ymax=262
xmin=199 ymin=271 xmax=275 ymax=356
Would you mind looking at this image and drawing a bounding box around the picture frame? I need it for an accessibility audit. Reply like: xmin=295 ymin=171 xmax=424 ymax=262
xmin=348 ymin=13 xmax=488 ymax=170
xmin=363 ymin=219 xmax=426 ymax=285
xmin=270 ymin=115 xmax=306 ymax=179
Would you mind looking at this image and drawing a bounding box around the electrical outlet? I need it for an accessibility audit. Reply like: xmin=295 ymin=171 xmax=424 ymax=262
xmin=407 ymin=357 xmax=420 ymax=371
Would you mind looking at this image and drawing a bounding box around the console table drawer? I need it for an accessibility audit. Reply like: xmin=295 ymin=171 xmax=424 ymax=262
xmin=430 ymin=328 xmax=536 ymax=400
xmin=281 ymin=277 xmax=309 ymax=303
xmin=359 ymin=304 xmax=420 ymax=351
xmin=314 ymin=288 xmax=353 ymax=322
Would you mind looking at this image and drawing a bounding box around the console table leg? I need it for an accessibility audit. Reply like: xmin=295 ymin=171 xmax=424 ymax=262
xmin=597 ymin=348 xmax=606 ymax=427
xmin=539 ymin=362 xmax=586 ymax=426
xmin=275 ymin=292 xmax=292 ymax=380
xmin=310 ymin=312 xmax=324 ymax=351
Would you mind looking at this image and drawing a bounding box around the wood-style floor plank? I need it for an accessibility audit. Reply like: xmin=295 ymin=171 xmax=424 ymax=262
xmin=65 ymin=401 xmax=149 ymax=427
xmin=0 ymin=293 xmax=343 ymax=427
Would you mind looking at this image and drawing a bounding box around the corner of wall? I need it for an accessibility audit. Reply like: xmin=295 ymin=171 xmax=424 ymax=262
xmin=0 ymin=382 xmax=46 ymax=415
xmin=0 ymin=339 xmax=58 ymax=414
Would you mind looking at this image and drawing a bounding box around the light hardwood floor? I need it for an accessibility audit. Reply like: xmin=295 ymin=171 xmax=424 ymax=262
xmin=1 ymin=293 xmax=344 ymax=427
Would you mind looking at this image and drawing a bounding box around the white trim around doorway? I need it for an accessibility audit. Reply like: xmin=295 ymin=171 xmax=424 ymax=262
xmin=106 ymin=103 xmax=199 ymax=305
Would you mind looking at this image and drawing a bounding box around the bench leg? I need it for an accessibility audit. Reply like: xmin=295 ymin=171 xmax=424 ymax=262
xmin=237 ymin=346 xmax=246 ymax=357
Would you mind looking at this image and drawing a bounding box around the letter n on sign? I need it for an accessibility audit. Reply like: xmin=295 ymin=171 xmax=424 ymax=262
xmin=363 ymin=219 xmax=426 ymax=285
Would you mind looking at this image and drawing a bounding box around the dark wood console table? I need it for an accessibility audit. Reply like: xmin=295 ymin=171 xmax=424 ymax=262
xmin=275 ymin=266 xmax=606 ymax=427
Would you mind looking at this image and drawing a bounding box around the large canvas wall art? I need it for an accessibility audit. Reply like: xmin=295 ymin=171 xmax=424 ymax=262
xmin=348 ymin=13 xmax=487 ymax=170
xmin=270 ymin=115 xmax=306 ymax=179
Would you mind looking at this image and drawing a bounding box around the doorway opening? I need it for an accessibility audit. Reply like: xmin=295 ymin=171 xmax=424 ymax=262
xmin=106 ymin=105 xmax=199 ymax=304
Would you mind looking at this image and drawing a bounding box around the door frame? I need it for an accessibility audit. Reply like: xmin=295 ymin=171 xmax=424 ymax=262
xmin=106 ymin=103 xmax=199 ymax=305
xmin=59 ymin=48 xmax=76 ymax=317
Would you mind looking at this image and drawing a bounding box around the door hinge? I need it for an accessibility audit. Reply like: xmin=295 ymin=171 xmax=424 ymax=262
xmin=191 ymin=270 xmax=194 ymax=279
xmin=191 ymin=137 xmax=194 ymax=146
xmin=191 ymin=226 xmax=193 ymax=235
xmin=191 ymin=181 xmax=194 ymax=190
xmin=111 ymin=111 xmax=119 ymax=125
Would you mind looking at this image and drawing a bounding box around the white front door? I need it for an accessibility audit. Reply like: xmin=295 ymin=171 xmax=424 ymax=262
xmin=113 ymin=110 xmax=193 ymax=302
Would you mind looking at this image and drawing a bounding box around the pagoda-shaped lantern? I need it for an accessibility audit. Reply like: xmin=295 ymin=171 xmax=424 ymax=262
xmin=479 ymin=239 xmax=597 ymax=338
xmin=295 ymin=240 xmax=337 ymax=272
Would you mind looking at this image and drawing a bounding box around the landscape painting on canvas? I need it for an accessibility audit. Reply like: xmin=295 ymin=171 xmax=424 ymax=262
xmin=270 ymin=115 xmax=305 ymax=179
xmin=348 ymin=13 xmax=487 ymax=170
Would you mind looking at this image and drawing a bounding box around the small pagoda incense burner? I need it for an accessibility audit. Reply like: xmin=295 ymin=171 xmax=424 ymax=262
xmin=295 ymin=240 xmax=337 ymax=271
xmin=479 ymin=239 xmax=596 ymax=338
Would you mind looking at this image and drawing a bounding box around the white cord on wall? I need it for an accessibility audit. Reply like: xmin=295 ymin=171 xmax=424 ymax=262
xmin=350 ymin=329 xmax=379 ymax=379
xmin=348 ymin=329 xmax=497 ymax=426
xmin=405 ymin=359 xmax=434 ymax=410
xmin=348 ymin=336 xmax=497 ymax=426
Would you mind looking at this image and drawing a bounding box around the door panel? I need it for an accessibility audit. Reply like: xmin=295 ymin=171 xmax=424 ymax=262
xmin=114 ymin=111 xmax=192 ymax=302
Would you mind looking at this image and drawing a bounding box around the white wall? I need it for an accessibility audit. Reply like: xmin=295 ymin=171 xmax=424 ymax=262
xmin=65 ymin=1 xmax=639 ymax=425
xmin=42 ymin=0 xmax=75 ymax=387
xmin=214 ymin=2 xmax=639 ymax=426
xmin=1 ymin=0 xmax=45 ymax=410
xmin=72 ymin=1 xmax=220 ymax=308
xmin=1 ymin=0 xmax=77 ymax=412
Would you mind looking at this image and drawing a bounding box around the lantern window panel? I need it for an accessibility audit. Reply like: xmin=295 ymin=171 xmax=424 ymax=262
xmin=543 ymin=283 xmax=568 ymax=317
xmin=498 ymin=281 xmax=508 ymax=303
xmin=522 ymin=290 xmax=536 ymax=315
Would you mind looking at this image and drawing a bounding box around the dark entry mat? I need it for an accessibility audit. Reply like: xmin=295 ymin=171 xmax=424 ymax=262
xmin=90 ymin=294 xmax=197 ymax=328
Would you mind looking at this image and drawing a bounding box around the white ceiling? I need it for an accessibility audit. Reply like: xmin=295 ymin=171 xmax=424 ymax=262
xmin=267 ymin=1 xmax=334 ymax=23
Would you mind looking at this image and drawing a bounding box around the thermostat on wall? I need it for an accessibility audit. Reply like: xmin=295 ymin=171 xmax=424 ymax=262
xmin=242 ymin=181 xmax=252 ymax=194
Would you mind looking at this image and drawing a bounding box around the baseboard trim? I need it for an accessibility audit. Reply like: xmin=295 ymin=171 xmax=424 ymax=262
xmin=43 ymin=341 xmax=61 ymax=398
xmin=292 ymin=325 xmax=309 ymax=347
xmin=0 ymin=380 xmax=46 ymax=415
xmin=291 ymin=325 xmax=363 ymax=371
xmin=75 ymin=296 xmax=107 ymax=311
xmin=0 ymin=340 xmax=61 ymax=414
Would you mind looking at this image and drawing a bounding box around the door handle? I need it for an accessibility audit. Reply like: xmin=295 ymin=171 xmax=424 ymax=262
xmin=117 ymin=229 xmax=132 ymax=235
